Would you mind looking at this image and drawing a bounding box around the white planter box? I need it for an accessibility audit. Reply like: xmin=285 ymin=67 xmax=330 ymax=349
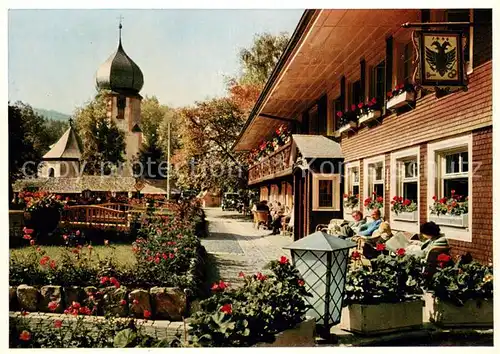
xmin=340 ymin=299 xmax=424 ymax=335
xmin=429 ymin=213 xmax=468 ymax=228
xmin=254 ymin=317 xmax=316 ymax=347
xmin=393 ymin=210 xmax=418 ymax=222
xmin=423 ymin=293 xmax=493 ymax=328
xmin=337 ymin=121 xmax=357 ymax=134
xmin=358 ymin=110 xmax=382 ymax=125
xmin=387 ymin=91 xmax=416 ymax=110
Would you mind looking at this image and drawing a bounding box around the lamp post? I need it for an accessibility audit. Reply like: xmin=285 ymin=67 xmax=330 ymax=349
xmin=283 ymin=231 xmax=356 ymax=333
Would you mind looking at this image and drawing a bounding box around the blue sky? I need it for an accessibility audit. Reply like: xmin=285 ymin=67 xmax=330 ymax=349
xmin=8 ymin=9 xmax=303 ymax=115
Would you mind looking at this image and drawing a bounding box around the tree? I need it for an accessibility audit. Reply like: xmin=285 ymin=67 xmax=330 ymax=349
xmin=73 ymin=90 xmax=126 ymax=175
xmin=43 ymin=119 xmax=69 ymax=147
xmin=238 ymin=32 xmax=290 ymax=87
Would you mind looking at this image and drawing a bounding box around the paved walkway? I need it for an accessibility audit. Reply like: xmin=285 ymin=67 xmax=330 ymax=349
xmin=201 ymin=208 xmax=292 ymax=286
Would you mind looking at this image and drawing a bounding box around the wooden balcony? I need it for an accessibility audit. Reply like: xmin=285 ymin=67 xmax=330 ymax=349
xmin=248 ymin=142 xmax=293 ymax=185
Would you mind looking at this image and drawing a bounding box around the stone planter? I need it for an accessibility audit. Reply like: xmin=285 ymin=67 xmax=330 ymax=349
xmin=340 ymin=299 xmax=424 ymax=335
xmin=424 ymin=293 xmax=493 ymax=328
xmin=337 ymin=121 xmax=357 ymax=134
xmin=393 ymin=210 xmax=418 ymax=222
xmin=358 ymin=110 xmax=382 ymax=125
xmin=429 ymin=213 xmax=468 ymax=228
xmin=254 ymin=317 xmax=316 ymax=347
xmin=387 ymin=91 xmax=415 ymax=110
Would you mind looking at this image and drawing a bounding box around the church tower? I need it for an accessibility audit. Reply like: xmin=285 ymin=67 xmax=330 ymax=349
xmin=95 ymin=21 xmax=143 ymax=175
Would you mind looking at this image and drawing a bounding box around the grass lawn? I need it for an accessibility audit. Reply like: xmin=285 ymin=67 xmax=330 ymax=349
xmin=10 ymin=244 xmax=137 ymax=271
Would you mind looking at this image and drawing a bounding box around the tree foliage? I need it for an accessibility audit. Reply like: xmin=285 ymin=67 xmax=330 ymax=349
xmin=73 ymin=90 xmax=126 ymax=175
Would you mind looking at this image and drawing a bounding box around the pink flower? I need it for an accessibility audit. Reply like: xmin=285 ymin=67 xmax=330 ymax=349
xmin=238 ymin=271 xmax=245 ymax=278
xmin=48 ymin=301 xmax=59 ymax=311
xmin=75 ymin=230 xmax=80 ymax=236
xmin=120 ymin=299 xmax=127 ymax=306
xmin=30 ymin=239 xmax=35 ymax=246
xmin=133 ymin=299 xmax=139 ymax=305
xmin=54 ymin=320 xmax=63 ymax=328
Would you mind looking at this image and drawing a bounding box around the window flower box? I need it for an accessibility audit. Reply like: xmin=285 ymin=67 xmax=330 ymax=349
xmin=423 ymin=293 xmax=493 ymax=328
xmin=429 ymin=213 xmax=468 ymax=228
xmin=358 ymin=110 xmax=382 ymax=125
xmin=387 ymin=91 xmax=415 ymax=110
xmin=393 ymin=210 xmax=418 ymax=222
xmin=337 ymin=121 xmax=357 ymax=134
xmin=341 ymin=299 xmax=424 ymax=335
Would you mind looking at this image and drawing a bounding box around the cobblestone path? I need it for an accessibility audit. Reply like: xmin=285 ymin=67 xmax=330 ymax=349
xmin=201 ymin=208 xmax=292 ymax=287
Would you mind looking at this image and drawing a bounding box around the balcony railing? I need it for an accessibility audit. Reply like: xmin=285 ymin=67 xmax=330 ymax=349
xmin=248 ymin=142 xmax=293 ymax=185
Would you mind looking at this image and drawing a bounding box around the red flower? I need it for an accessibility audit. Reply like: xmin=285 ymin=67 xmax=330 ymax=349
xmin=279 ymin=256 xmax=289 ymax=264
xmin=403 ymin=199 xmax=411 ymax=206
xmin=133 ymin=299 xmax=139 ymax=305
xmin=371 ymin=97 xmax=377 ymax=104
xmin=169 ymin=253 xmax=175 ymax=259
xmin=40 ymin=255 xmax=50 ymax=266
xmin=72 ymin=302 xmax=81 ymax=309
xmin=21 ymin=310 xmax=29 ymax=316
xmin=432 ymin=195 xmax=437 ymax=201
xmin=376 ymin=196 xmax=383 ymax=203
xmin=376 ymin=243 xmax=386 ymax=251
xmin=75 ymin=230 xmax=81 ymax=236
xmin=19 ymin=330 xmax=31 ymax=341
xmin=23 ymin=227 xmax=34 ymax=235
xmin=396 ymin=248 xmax=406 ymax=256
xmin=357 ymin=102 xmax=364 ymax=109
xmin=23 ymin=234 xmax=31 ymax=240
xmin=143 ymin=310 xmax=152 ymax=318
xmin=54 ymin=320 xmax=63 ymax=328
xmin=110 ymin=277 xmax=120 ymax=288
xmin=154 ymin=257 xmax=160 ymax=264
xmin=256 ymin=272 xmax=267 ymax=281
xmin=63 ymin=235 xmax=68 ymax=241
xmin=49 ymin=260 xmax=57 ymax=269
xmin=336 ymin=111 xmax=343 ymax=118
xmin=351 ymin=251 xmax=361 ymax=260
xmin=79 ymin=306 xmax=92 ymax=315
xmin=100 ymin=276 xmax=109 ymax=285
xmin=437 ymin=253 xmax=452 ymax=263
xmin=30 ymin=239 xmax=35 ymax=246
xmin=451 ymin=189 xmax=456 ymax=195
xmin=298 ymin=279 xmax=305 ymax=286
xmin=218 ymin=280 xmax=228 ymax=290
xmin=120 ymin=299 xmax=127 ymax=306
xmin=238 ymin=271 xmax=245 ymax=278
xmin=48 ymin=301 xmax=59 ymax=311
xmin=211 ymin=283 xmax=219 ymax=291
xmin=387 ymin=91 xmax=393 ymax=98
xmin=351 ymin=104 xmax=356 ymax=111
xmin=36 ymin=247 xmax=41 ymax=252
xmin=372 ymin=191 xmax=377 ymax=195
xmin=220 ymin=303 xmax=232 ymax=314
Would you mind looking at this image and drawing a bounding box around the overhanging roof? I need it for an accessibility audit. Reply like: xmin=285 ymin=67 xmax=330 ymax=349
xmin=292 ymin=134 xmax=343 ymax=159
xmin=233 ymin=9 xmax=420 ymax=152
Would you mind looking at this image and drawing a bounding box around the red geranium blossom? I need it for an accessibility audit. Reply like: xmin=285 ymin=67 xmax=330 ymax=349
xmin=298 ymin=279 xmax=305 ymax=286
xmin=376 ymin=243 xmax=386 ymax=251
xmin=120 ymin=299 xmax=127 ymax=306
xmin=238 ymin=271 xmax=245 ymax=278
xmin=133 ymin=299 xmax=139 ymax=305
xmin=144 ymin=310 xmax=152 ymax=318
xmin=279 ymin=256 xmax=289 ymax=264
xmin=220 ymin=304 xmax=232 ymax=314
xmin=351 ymin=251 xmax=361 ymax=260
xmin=396 ymin=248 xmax=406 ymax=256
xmin=54 ymin=320 xmax=63 ymax=328
xmin=437 ymin=253 xmax=452 ymax=263
xmin=40 ymin=255 xmax=50 ymax=266
xmin=100 ymin=276 xmax=109 ymax=285
xmin=256 ymin=272 xmax=267 ymax=281
xmin=19 ymin=330 xmax=31 ymax=341
xmin=48 ymin=301 xmax=59 ymax=311
xmin=23 ymin=234 xmax=31 ymax=240
xmin=23 ymin=227 xmax=34 ymax=235
xmin=30 ymin=239 xmax=35 ymax=246
xmin=49 ymin=260 xmax=57 ymax=269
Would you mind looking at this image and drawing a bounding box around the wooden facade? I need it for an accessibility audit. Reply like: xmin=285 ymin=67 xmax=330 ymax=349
xmin=235 ymin=9 xmax=492 ymax=262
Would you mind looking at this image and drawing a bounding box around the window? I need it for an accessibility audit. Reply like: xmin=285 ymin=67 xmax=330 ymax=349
xmin=350 ymin=80 xmax=362 ymax=107
xmin=117 ymin=96 xmax=126 ymax=119
xmin=48 ymin=167 xmax=55 ymax=177
xmin=370 ymin=61 xmax=385 ymax=103
xmin=403 ymin=43 xmax=414 ymax=84
xmin=308 ymin=105 xmax=319 ymax=135
xmin=312 ymin=173 xmax=340 ymax=211
xmin=371 ymin=163 xmax=384 ymax=198
xmin=427 ymin=135 xmax=472 ymax=241
xmin=398 ymin=158 xmax=418 ymax=203
xmin=363 ymin=156 xmax=385 ymax=215
xmin=333 ymin=97 xmax=343 ymax=131
xmin=346 ymin=164 xmax=360 ymax=196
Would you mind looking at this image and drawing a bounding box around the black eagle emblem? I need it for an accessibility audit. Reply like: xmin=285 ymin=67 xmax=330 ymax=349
xmin=425 ymin=41 xmax=456 ymax=77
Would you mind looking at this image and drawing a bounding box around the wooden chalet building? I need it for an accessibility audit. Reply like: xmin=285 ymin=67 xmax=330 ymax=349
xmin=233 ymin=9 xmax=492 ymax=262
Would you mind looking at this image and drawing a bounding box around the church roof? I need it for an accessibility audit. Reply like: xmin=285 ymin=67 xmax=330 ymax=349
xmin=43 ymin=125 xmax=82 ymax=160
xmin=95 ymin=24 xmax=144 ymax=95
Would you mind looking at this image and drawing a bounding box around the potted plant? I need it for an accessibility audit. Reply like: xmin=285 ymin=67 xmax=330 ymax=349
xmin=364 ymin=192 xmax=384 ymax=214
xmin=357 ymin=98 xmax=382 ymax=125
xmin=429 ymin=190 xmax=468 ymax=228
xmin=424 ymin=255 xmax=493 ymax=327
xmin=391 ymin=196 xmax=418 ymax=222
xmin=336 ymin=106 xmax=358 ymax=134
xmin=387 ymin=82 xmax=416 ymax=110
xmin=22 ymin=191 xmax=64 ymax=235
xmin=343 ymin=193 xmax=359 ymax=213
xmin=342 ymin=250 xmax=425 ymax=334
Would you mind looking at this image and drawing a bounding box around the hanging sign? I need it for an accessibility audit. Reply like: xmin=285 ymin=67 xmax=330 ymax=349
xmin=419 ymin=31 xmax=466 ymax=89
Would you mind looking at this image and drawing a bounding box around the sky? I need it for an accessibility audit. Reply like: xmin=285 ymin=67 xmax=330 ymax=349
xmin=8 ymin=9 xmax=303 ymax=115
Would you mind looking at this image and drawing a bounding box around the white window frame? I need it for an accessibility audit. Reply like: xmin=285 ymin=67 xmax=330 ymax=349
xmin=427 ymin=135 xmax=473 ymax=242
xmin=312 ymin=173 xmax=341 ymax=211
xmin=344 ymin=161 xmax=361 ymax=220
xmin=390 ymin=147 xmax=420 ymax=234
xmin=363 ymin=155 xmax=386 ymax=218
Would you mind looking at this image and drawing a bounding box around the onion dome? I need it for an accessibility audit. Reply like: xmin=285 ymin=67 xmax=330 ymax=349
xmin=95 ymin=23 xmax=144 ymax=94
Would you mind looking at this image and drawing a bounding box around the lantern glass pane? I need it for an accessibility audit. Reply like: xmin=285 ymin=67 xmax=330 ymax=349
xmin=293 ymin=250 xmax=328 ymax=325
xmin=329 ymin=249 xmax=349 ymax=325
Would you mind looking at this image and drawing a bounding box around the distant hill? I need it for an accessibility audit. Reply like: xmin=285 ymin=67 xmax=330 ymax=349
xmin=34 ymin=108 xmax=71 ymax=121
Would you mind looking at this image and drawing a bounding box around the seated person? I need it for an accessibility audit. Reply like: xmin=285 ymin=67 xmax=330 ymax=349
xmin=357 ymin=209 xmax=383 ymax=237
xmin=270 ymin=202 xmax=285 ymax=235
xmin=255 ymin=200 xmax=270 ymax=212
xmin=336 ymin=210 xmax=367 ymax=239
xmin=405 ymin=222 xmax=449 ymax=259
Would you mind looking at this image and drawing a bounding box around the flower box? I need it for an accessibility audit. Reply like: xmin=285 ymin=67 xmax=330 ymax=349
xmin=387 ymin=91 xmax=415 ymax=110
xmin=254 ymin=317 xmax=316 ymax=347
xmin=429 ymin=213 xmax=468 ymax=228
xmin=393 ymin=211 xmax=418 ymax=222
xmin=358 ymin=110 xmax=381 ymax=125
xmin=337 ymin=121 xmax=357 ymax=135
xmin=340 ymin=299 xmax=424 ymax=335
xmin=423 ymin=293 xmax=493 ymax=328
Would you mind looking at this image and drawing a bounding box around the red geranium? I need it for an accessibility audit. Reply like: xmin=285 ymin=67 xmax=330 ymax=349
xmin=19 ymin=330 xmax=31 ymax=341
xmin=48 ymin=301 xmax=59 ymax=311
xmin=256 ymin=272 xmax=267 ymax=281
xmin=49 ymin=260 xmax=57 ymax=269
xmin=133 ymin=299 xmax=139 ymax=305
xmin=220 ymin=304 xmax=232 ymax=314
xmin=144 ymin=310 xmax=152 ymax=318
xmin=40 ymin=255 xmax=50 ymax=266
xmin=279 ymin=256 xmax=289 ymax=264
xmin=23 ymin=234 xmax=31 ymax=240
xmin=351 ymin=251 xmax=361 ymax=260
xmin=376 ymin=243 xmax=386 ymax=251
xmin=238 ymin=271 xmax=245 ymax=278
xmin=30 ymin=239 xmax=35 ymax=246
xmin=437 ymin=253 xmax=452 ymax=263
xmin=396 ymin=248 xmax=406 ymax=256
xmin=54 ymin=320 xmax=63 ymax=328
xmin=298 ymin=279 xmax=305 ymax=286
xmin=23 ymin=227 xmax=34 ymax=235
xmin=120 ymin=299 xmax=127 ymax=306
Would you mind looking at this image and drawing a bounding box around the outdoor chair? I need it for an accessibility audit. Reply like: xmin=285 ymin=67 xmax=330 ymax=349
xmin=253 ymin=210 xmax=270 ymax=230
